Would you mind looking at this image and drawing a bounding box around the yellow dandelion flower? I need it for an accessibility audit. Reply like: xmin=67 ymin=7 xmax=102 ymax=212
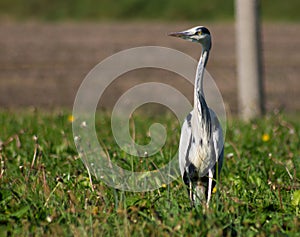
xmin=161 ymin=184 xmax=167 ymax=188
xmin=262 ymin=133 xmax=270 ymax=142
xmin=212 ymin=186 xmax=217 ymax=194
xmin=68 ymin=115 xmax=74 ymax=123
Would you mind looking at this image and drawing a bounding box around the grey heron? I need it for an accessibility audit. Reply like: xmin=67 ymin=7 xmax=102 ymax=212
xmin=169 ymin=26 xmax=224 ymax=207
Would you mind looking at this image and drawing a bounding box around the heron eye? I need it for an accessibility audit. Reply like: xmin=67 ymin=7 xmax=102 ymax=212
xmin=197 ymin=31 xmax=202 ymax=35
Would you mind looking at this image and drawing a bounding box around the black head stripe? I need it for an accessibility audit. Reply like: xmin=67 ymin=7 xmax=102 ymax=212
xmin=196 ymin=26 xmax=210 ymax=35
xmin=200 ymin=27 xmax=210 ymax=35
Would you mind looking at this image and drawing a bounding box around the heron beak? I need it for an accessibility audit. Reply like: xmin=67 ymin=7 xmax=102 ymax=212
xmin=168 ymin=31 xmax=191 ymax=39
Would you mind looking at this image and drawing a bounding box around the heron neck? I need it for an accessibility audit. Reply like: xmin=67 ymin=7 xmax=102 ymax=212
xmin=194 ymin=49 xmax=209 ymax=109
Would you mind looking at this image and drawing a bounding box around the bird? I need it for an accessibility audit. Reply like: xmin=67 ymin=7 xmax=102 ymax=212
xmin=169 ymin=26 xmax=224 ymax=207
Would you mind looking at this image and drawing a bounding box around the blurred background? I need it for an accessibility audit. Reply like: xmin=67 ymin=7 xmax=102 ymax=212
xmin=0 ymin=0 xmax=299 ymax=115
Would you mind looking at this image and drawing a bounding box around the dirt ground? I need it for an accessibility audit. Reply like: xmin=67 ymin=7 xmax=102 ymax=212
xmin=0 ymin=22 xmax=299 ymax=114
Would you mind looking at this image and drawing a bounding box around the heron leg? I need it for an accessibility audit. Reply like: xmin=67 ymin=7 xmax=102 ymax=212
xmin=206 ymin=169 xmax=213 ymax=207
xmin=189 ymin=181 xmax=194 ymax=207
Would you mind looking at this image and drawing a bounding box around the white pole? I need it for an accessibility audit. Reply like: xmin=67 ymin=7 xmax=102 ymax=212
xmin=235 ymin=0 xmax=264 ymax=120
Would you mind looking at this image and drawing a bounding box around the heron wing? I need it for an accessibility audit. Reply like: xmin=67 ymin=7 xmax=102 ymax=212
xmin=178 ymin=112 xmax=193 ymax=178
xmin=209 ymin=108 xmax=224 ymax=163
xmin=209 ymin=108 xmax=224 ymax=176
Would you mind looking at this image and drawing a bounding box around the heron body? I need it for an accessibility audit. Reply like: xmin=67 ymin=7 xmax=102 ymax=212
xmin=169 ymin=26 xmax=224 ymax=206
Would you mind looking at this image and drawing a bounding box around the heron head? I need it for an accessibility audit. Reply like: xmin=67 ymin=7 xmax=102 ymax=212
xmin=168 ymin=26 xmax=211 ymax=50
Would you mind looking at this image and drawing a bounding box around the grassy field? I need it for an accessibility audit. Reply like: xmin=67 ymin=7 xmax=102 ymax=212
xmin=0 ymin=0 xmax=299 ymax=22
xmin=0 ymin=110 xmax=299 ymax=236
